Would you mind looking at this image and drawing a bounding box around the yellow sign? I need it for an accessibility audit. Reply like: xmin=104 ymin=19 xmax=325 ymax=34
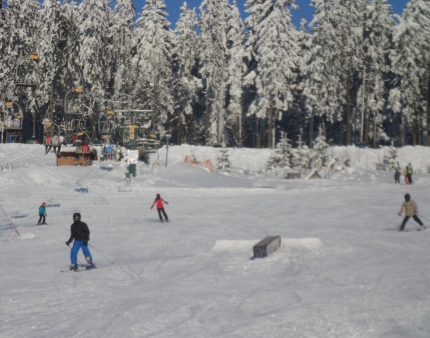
xmin=30 ymin=54 xmax=39 ymax=60
xmin=107 ymin=110 xmax=114 ymax=115
xmin=129 ymin=126 xmax=136 ymax=140
xmin=6 ymin=102 xmax=13 ymax=106
xmin=149 ymin=134 xmax=156 ymax=139
xmin=102 ymin=135 xmax=108 ymax=140
xmin=45 ymin=122 xmax=52 ymax=127
xmin=78 ymin=132 xmax=84 ymax=136
xmin=75 ymin=88 xmax=83 ymax=93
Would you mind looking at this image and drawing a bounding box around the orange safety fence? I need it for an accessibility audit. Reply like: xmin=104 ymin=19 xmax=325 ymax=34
xmin=184 ymin=155 xmax=213 ymax=173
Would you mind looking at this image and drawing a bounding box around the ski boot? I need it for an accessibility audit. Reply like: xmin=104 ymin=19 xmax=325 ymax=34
xmin=70 ymin=264 xmax=78 ymax=271
xmin=85 ymin=257 xmax=96 ymax=270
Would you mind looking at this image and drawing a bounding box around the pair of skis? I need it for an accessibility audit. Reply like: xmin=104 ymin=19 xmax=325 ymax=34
xmin=61 ymin=264 xmax=96 ymax=273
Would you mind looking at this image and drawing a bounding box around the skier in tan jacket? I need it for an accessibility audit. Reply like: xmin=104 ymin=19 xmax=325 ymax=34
xmin=398 ymin=194 xmax=425 ymax=231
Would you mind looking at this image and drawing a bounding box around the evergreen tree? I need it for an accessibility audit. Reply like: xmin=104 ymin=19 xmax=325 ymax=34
xmin=311 ymin=130 xmax=330 ymax=168
xmin=217 ymin=148 xmax=231 ymax=172
xmin=244 ymin=0 xmax=300 ymax=148
xmin=359 ymin=0 xmax=395 ymax=147
xmin=199 ymin=0 xmax=230 ymax=145
xmin=302 ymin=0 xmax=345 ymax=143
xmin=226 ymin=0 xmax=246 ymax=145
xmin=386 ymin=146 xmax=398 ymax=171
xmin=110 ymin=0 xmax=135 ymax=102
xmin=294 ymin=135 xmax=311 ymax=171
xmin=133 ymin=0 xmax=175 ymax=131
xmin=78 ymin=0 xmax=111 ymax=140
xmin=267 ymin=132 xmax=294 ymax=170
xmin=390 ymin=0 xmax=430 ymax=146
xmin=37 ymin=0 xmax=63 ymax=110
xmin=173 ymin=2 xmax=202 ymax=145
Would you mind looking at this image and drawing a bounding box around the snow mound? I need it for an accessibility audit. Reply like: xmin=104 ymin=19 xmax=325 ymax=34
xmin=212 ymin=240 xmax=259 ymax=252
xmin=20 ymin=233 xmax=35 ymax=240
xmin=282 ymin=238 xmax=323 ymax=252
xmin=211 ymin=238 xmax=323 ymax=253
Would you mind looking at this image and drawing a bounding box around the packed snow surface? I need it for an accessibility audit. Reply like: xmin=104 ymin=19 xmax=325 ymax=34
xmin=1 ymin=144 xmax=430 ymax=338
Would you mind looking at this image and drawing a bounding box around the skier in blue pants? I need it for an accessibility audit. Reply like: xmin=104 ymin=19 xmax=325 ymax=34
xmin=65 ymin=213 xmax=95 ymax=271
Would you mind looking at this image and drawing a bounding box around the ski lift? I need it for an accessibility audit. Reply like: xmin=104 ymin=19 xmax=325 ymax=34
xmin=15 ymin=54 xmax=40 ymax=88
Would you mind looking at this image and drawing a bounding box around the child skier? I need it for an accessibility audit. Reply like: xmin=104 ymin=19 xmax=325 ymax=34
xmin=404 ymin=166 xmax=409 ymax=184
xmin=151 ymin=193 xmax=169 ymax=222
xmin=65 ymin=213 xmax=95 ymax=270
xmin=398 ymin=194 xmax=425 ymax=231
xmin=394 ymin=168 xmax=401 ymax=184
xmin=37 ymin=202 xmax=47 ymax=225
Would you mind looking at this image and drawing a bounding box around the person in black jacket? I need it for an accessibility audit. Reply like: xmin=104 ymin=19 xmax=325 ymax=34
xmin=394 ymin=168 xmax=401 ymax=184
xmin=66 ymin=213 xmax=95 ymax=270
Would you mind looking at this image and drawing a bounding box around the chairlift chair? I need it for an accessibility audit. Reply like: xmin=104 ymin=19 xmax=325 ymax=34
xmin=15 ymin=55 xmax=40 ymax=88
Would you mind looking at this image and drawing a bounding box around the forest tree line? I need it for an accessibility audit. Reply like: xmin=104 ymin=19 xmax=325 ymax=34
xmin=0 ymin=0 xmax=429 ymax=148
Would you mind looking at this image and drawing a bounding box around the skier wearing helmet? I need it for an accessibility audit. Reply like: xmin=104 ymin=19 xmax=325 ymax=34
xmin=37 ymin=202 xmax=47 ymax=225
xmin=65 ymin=213 xmax=95 ymax=271
xmin=151 ymin=193 xmax=169 ymax=223
xmin=398 ymin=194 xmax=425 ymax=231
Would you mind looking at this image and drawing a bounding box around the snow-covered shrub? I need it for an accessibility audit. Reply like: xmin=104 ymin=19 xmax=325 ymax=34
xmin=311 ymin=132 xmax=330 ymax=169
xmin=217 ymin=149 xmax=231 ymax=172
xmin=386 ymin=146 xmax=399 ymax=171
xmin=267 ymin=132 xmax=294 ymax=170
xmin=294 ymin=137 xmax=311 ymax=172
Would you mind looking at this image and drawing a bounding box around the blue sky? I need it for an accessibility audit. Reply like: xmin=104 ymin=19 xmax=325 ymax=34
xmin=134 ymin=0 xmax=409 ymax=29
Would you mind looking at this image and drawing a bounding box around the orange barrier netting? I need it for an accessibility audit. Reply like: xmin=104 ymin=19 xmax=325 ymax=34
xmin=184 ymin=155 xmax=213 ymax=173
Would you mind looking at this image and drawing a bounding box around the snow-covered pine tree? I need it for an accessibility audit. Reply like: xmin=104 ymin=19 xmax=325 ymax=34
xmin=110 ymin=0 xmax=135 ymax=102
xmin=267 ymin=132 xmax=294 ymax=170
xmin=0 ymin=0 xmax=7 ymax=108
xmin=36 ymin=0 xmax=63 ymax=111
xmin=133 ymin=0 xmax=175 ymax=131
xmin=173 ymin=2 xmax=202 ymax=145
xmin=226 ymin=0 xmax=246 ymax=145
xmin=336 ymin=0 xmax=365 ymax=146
xmin=359 ymin=0 xmax=395 ymax=147
xmin=78 ymin=0 xmax=111 ymax=138
xmin=294 ymin=135 xmax=311 ymax=172
xmin=302 ymin=0 xmax=345 ymax=145
xmin=386 ymin=146 xmax=398 ymax=171
xmin=390 ymin=0 xmax=430 ymax=146
xmin=5 ymin=0 xmax=40 ymax=103
xmin=199 ymin=0 xmax=230 ymax=145
xmin=217 ymin=148 xmax=231 ymax=172
xmin=244 ymin=0 xmax=300 ymax=149
xmin=58 ymin=0 xmax=82 ymax=96
xmin=311 ymin=130 xmax=330 ymax=169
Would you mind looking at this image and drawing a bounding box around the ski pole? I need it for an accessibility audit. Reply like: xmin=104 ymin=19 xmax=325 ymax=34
xmin=418 ymin=214 xmax=430 ymax=223
xmin=89 ymin=244 xmax=114 ymax=264
xmin=148 ymin=208 xmax=153 ymax=223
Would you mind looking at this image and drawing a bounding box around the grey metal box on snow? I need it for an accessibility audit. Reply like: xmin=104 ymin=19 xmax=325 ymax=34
xmin=253 ymin=236 xmax=281 ymax=258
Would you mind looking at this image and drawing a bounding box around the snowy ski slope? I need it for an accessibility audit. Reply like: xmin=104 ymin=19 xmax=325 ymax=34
xmin=0 ymin=144 xmax=430 ymax=338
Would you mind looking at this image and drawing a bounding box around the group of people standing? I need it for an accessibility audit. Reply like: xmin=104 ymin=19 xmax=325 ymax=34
xmin=394 ymin=163 xmax=413 ymax=184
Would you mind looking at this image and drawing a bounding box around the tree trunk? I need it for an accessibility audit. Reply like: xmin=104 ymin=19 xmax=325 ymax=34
xmin=427 ymin=70 xmax=430 ymax=146
xmin=32 ymin=113 xmax=36 ymax=138
xmin=402 ymin=116 xmax=406 ymax=146
xmin=346 ymin=69 xmax=352 ymax=145
xmin=373 ymin=120 xmax=377 ymax=149
xmin=205 ymin=86 xmax=210 ymax=145
xmin=268 ymin=102 xmax=273 ymax=148
xmin=413 ymin=117 xmax=417 ymax=146
xmin=256 ymin=119 xmax=261 ymax=149
xmin=364 ymin=108 xmax=369 ymax=143
xmin=177 ymin=114 xmax=182 ymax=145
xmin=418 ymin=115 xmax=422 ymax=146
xmin=50 ymin=81 xmax=54 ymax=136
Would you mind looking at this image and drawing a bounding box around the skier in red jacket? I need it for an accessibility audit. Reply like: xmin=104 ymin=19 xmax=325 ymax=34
xmin=151 ymin=193 xmax=169 ymax=222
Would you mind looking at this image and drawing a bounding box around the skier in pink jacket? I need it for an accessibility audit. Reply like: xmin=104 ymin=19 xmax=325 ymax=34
xmin=151 ymin=193 xmax=169 ymax=222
